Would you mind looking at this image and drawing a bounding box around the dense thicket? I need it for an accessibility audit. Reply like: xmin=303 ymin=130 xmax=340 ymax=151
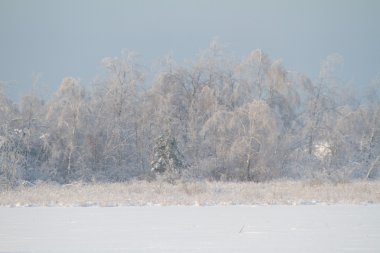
xmin=1 ymin=42 xmax=379 ymax=186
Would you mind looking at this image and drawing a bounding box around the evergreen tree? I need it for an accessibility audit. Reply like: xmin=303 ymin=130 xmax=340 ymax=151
xmin=151 ymin=133 xmax=186 ymax=174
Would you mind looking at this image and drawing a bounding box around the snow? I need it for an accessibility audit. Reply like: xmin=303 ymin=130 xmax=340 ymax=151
xmin=1 ymin=205 xmax=380 ymax=252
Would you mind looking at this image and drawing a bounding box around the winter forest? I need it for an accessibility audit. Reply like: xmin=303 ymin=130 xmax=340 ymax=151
xmin=1 ymin=41 xmax=380 ymax=186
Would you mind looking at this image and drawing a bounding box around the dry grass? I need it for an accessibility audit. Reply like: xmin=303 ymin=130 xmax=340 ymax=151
xmin=1 ymin=180 xmax=380 ymax=207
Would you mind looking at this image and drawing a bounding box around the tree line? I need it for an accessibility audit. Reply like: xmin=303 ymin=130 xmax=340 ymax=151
xmin=1 ymin=41 xmax=379 ymax=186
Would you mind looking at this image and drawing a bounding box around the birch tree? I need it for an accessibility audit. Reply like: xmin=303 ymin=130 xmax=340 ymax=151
xmin=0 ymin=83 xmax=22 ymax=186
xmin=92 ymin=50 xmax=146 ymax=180
xmin=45 ymin=77 xmax=86 ymax=182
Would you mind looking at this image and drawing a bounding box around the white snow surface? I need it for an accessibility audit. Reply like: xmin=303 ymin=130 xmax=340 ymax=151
xmin=1 ymin=205 xmax=380 ymax=252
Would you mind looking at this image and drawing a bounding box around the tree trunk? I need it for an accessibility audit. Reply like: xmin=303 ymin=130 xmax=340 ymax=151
xmin=366 ymin=154 xmax=380 ymax=180
xmin=246 ymin=153 xmax=251 ymax=181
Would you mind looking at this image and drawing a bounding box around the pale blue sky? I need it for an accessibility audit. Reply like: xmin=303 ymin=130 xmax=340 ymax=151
xmin=1 ymin=0 xmax=379 ymax=100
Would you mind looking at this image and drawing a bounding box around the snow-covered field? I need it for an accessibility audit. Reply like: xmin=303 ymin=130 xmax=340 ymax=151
xmin=1 ymin=205 xmax=380 ymax=253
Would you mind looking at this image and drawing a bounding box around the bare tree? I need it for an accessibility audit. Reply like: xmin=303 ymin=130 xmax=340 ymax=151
xmin=45 ymin=77 xmax=86 ymax=182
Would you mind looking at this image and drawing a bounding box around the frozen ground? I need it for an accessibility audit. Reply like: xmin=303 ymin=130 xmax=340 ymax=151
xmin=1 ymin=205 xmax=380 ymax=253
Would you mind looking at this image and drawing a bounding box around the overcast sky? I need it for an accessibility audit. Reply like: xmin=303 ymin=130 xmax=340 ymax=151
xmin=1 ymin=0 xmax=379 ymax=100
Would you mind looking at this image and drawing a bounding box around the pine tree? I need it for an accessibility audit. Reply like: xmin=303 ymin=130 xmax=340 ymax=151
xmin=151 ymin=133 xmax=186 ymax=175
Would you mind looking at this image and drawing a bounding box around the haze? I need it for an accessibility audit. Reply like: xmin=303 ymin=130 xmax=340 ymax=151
xmin=1 ymin=0 xmax=379 ymax=100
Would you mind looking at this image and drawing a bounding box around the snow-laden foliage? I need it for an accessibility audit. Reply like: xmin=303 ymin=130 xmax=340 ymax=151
xmin=151 ymin=133 xmax=186 ymax=174
xmin=0 ymin=41 xmax=379 ymax=186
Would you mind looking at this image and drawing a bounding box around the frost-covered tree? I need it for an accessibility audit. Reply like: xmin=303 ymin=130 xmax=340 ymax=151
xmin=45 ymin=77 xmax=87 ymax=182
xmin=303 ymin=54 xmax=343 ymax=156
xmin=86 ymin=51 xmax=146 ymax=180
xmin=235 ymin=49 xmax=270 ymax=101
xmin=0 ymin=42 xmax=379 ymax=184
xmin=362 ymin=78 xmax=380 ymax=179
xmin=201 ymin=100 xmax=279 ymax=181
xmin=0 ymin=82 xmax=23 ymax=186
xmin=151 ymin=133 xmax=186 ymax=175
xmin=18 ymin=95 xmax=49 ymax=181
